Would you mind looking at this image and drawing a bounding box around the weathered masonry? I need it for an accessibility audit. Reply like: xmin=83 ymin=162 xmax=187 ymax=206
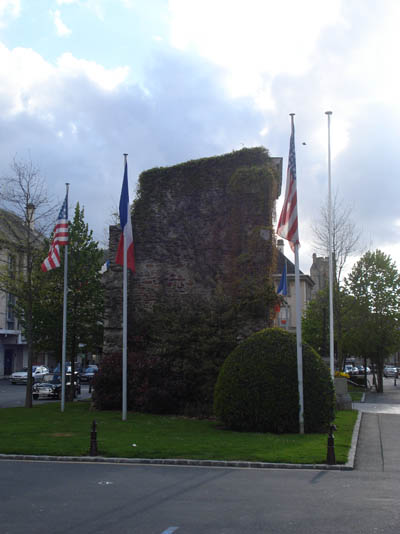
xmin=103 ymin=147 xmax=282 ymax=354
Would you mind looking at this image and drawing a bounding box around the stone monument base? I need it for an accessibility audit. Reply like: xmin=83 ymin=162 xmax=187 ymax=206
xmin=334 ymin=377 xmax=353 ymax=410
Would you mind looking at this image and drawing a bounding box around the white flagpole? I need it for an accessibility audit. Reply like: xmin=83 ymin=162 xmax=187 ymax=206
xmin=61 ymin=183 xmax=69 ymax=412
xmin=122 ymin=154 xmax=128 ymax=421
xmin=284 ymin=258 xmax=289 ymax=331
xmin=288 ymin=113 xmax=304 ymax=435
xmin=326 ymin=111 xmax=335 ymax=378
xmin=294 ymin=243 xmax=304 ymax=434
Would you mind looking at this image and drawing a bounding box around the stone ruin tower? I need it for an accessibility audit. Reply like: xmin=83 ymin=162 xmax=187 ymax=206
xmin=103 ymin=147 xmax=282 ymax=355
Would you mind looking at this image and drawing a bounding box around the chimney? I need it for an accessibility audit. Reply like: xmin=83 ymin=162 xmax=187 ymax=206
xmin=277 ymin=239 xmax=284 ymax=254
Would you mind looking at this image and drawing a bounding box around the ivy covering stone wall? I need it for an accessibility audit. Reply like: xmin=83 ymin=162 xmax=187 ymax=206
xmin=103 ymin=147 xmax=282 ymax=356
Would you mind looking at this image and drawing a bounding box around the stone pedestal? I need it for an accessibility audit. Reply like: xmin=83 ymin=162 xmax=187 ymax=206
xmin=334 ymin=377 xmax=352 ymax=410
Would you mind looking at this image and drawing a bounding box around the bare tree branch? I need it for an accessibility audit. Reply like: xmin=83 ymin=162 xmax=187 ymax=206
xmin=312 ymin=192 xmax=362 ymax=283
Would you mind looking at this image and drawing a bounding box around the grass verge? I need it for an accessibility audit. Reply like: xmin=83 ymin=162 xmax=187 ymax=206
xmin=0 ymin=401 xmax=358 ymax=464
xmin=348 ymin=384 xmax=364 ymax=402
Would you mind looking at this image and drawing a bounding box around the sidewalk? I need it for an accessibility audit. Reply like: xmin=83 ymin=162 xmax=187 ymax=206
xmin=353 ymin=378 xmax=400 ymax=471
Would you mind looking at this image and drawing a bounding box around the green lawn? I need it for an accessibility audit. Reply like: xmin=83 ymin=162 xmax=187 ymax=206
xmin=0 ymin=401 xmax=358 ymax=465
xmin=348 ymin=384 xmax=364 ymax=402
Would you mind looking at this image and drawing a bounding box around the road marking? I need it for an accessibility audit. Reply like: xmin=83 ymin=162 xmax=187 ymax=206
xmin=161 ymin=528 xmax=179 ymax=534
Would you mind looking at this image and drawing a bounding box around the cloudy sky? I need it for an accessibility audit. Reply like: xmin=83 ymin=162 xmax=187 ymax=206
xmin=1 ymin=0 xmax=399 ymax=274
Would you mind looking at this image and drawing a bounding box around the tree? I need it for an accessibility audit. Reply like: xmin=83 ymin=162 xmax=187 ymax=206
xmin=345 ymin=250 xmax=400 ymax=392
xmin=302 ymin=289 xmax=329 ymax=360
xmin=302 ymin=287 xmax=358 ymax=366
xmin=28 ymin=203 xmax=104 ymax=398
xmin=0 ymin=158 xmax=54 ymax=408
xmin=312 ymin=193 xmax=361 ymax=284
xmin=312 ymin=193 xmax=362 ymax=370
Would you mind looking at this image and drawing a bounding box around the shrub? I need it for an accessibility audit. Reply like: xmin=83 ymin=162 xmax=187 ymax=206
xmin=92 ymin=352 xmax=182 ymax=414
xmin=214 ymin=328 xmax=335 ymax=433
xmin=128 ymin=293 xmax=240 ymax=416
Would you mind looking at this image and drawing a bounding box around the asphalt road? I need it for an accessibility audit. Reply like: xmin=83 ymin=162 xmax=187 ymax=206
xmin=2 ymin=377 xmax=400 ymax=533
xmin=0 ymin=378 xmax=92 ymax=407
xmin=1 ymin=460 xmax=400 ymax=534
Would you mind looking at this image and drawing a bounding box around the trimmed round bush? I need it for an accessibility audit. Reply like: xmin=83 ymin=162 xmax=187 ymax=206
xmin=214 ymin=328 xmax=335 ymax=433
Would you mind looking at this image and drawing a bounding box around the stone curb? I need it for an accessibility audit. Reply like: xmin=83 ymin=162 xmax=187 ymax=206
xmin=346 ymin=409 xmax=362 ymax=468
xmin=0 ymin=453 xmax=353 ymax=470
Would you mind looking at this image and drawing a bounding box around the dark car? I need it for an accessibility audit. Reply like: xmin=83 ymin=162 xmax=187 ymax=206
xmin=32 ymin=374 xmax=62 ymax=400
xmin=32 ymin=373 xmax=81 ymax=400
xmin=79 ymin=365 xmax=98 ymax=383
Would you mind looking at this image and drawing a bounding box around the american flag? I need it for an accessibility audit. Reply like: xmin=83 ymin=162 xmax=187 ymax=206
xmin=277 ymin=115 xmax=299 ymax=252
xmin=41 ymin=195 xmax=69 ymax=272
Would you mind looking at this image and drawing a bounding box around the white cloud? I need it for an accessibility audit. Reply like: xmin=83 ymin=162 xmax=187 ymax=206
xmin=0 ymin=44 xmax=130 ymax=121
xmin=0 ymin=0 xmax=20 ymax=26
xmin=51 ymin=9 xmax=72 ymax=36
xmin=57 ymin=53 xmax=129 ymax=91
xmin=0 ymin=44 xmax=53 ymax=115
xmin=168 ymin=0 xmax=344 ymax=99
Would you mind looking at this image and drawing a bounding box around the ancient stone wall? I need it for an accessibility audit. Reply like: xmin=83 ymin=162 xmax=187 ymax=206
xmin=103 ymin=147 xmax=282 ymax=354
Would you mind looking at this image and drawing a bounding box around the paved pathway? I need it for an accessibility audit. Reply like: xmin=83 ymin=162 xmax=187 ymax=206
xmin=354 ymin=378 xmax=400 ymax=471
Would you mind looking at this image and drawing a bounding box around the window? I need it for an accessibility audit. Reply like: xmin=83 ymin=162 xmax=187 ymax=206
xmin=7 ymin=293 xmax=15 ymax=330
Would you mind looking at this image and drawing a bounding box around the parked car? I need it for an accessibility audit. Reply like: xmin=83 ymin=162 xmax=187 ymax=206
xmin=384 ymin=366 xmax=398 ymax=378
xmin=54 ymin=362 xmax=82 ymax=375
xmin=10 ymin=365 xmax=49 ymax=385
xmin=344 ymin=364 xmax=357 ymax=376
xmin=79 ymin=365 xmax=98 ymax=383
xmin=32 ymin=374 xmax=62 ymax=400
xmin=32 ymin=373 xmax=81 ymax=400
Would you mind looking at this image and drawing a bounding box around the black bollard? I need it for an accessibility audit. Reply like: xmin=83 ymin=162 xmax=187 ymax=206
xmin=327 ymin=424 xmax=336 ymax=465
xmin=90 ymin=420 xmax=98 ymax=456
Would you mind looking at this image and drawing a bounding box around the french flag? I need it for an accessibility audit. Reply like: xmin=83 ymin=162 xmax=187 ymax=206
xmin=115 ymin=159 xmax=135 ymax=272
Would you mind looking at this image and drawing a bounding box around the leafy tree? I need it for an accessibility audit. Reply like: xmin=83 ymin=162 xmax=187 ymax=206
xmin=16 ymin=203 xmax=104 ymax=398
xmin=302 ymin=287 xmax=357 ymax=367
xmin=302 ymin=288 xmax=330 ymax=360
xmin=345 ymin=250 xmax=400 ymax=392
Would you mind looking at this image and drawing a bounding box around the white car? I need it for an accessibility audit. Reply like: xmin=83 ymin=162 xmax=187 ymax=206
xmin=384 ymin=366 xmax=398 ymax=378
xmin=10 ymin=365 xmax=49 ymax=385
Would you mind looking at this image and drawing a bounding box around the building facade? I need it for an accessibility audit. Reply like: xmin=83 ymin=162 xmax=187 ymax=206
xmin=0 ymin=210 xmax=29 ymax=377
xmin=273 ymin=240 xmax=314 ymax=331
xmin=310 ymin=252 xmax=329 ymax=299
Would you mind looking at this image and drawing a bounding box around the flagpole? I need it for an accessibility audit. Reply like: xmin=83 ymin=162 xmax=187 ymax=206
xmin=284 ymin=258 xmax=289 ymax=331
xmin=326 ymin=111 xmax=335 ymax=379
xmin=61 ymin=183 xmax=69 ymax=412
xmin=122 ymin=154 xmax=128 ymax=422
xmin=294 ymin=246 xmax=304 ymax=434
xmin=285 ymin=113 xmax=304 ymax=434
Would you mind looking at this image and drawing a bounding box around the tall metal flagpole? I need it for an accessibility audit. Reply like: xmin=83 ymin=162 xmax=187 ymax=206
xmin=61 ymin=183 xmax=69 ymax=412
xmin=326 ymin=111 xmax=335 ymax=378
xmin=287 ymin=113 xmax=304 ymax=435
xmin=122 ymin=154 xmax=128 ymax=421
xmin=294 ymin=244 xmax=304 ymax=434
xmin=284 ymin=258 xmax=289 ymax=331
xmin=277 ymin=113 xmax=304 ymax=434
